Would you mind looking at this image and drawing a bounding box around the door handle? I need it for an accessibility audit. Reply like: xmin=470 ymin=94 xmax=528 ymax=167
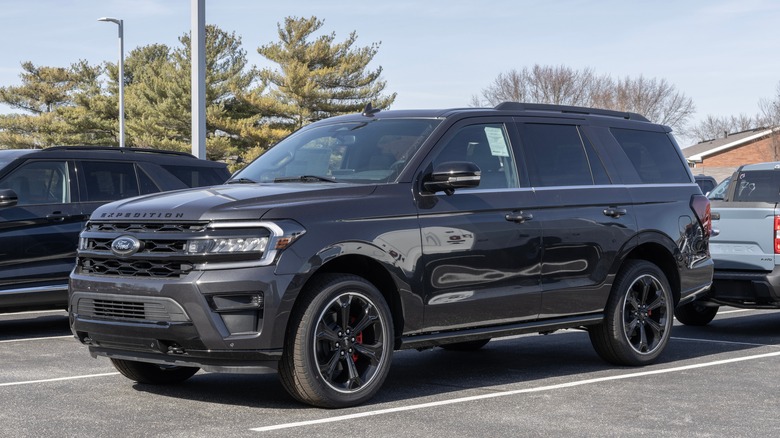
xmin=603 ymin=207 xmax=627 ymax=218
xmin=506 ymin=211 xmax=533 ymax=223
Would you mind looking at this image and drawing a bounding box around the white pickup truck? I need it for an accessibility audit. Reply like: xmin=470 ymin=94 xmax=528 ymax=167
xmin=675 ymin=162 xmax=780 ymax=325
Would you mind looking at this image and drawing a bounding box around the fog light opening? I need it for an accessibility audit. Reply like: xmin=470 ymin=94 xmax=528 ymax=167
xmin=209 ymin=293 xmax=265 ymax=312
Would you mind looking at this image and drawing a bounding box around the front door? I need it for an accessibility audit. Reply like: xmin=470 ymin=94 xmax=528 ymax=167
xmin=417 ymin=120 xmax=542 ymax=331
xmin=0 ymin=160 xmax=82 ymax=294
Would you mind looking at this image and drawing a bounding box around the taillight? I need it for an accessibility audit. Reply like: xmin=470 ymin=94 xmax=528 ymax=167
xmin=690 ymin=194 xmax=711 ymax=237
xmin=774 ymin=216 xmax=780 ymax=254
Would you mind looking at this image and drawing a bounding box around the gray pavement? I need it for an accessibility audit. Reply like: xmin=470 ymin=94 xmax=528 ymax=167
xmin=2 ymin=308 xmax=779 ymax=437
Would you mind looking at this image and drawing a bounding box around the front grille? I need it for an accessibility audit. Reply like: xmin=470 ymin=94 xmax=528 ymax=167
xmin=81 ymin=298 xmax=169 ymax=321
xmin=76 ymin=220 xmax=269 ymax=279
xmin=77 ymin=220 xmax=207 ymax=279
xmin=80 ymin=258 xmax=193 ymax=278
xmin=86 ymin=238 xmax=186 ymax=253
xmin=74 ymin=294 xmax=189 ymax=323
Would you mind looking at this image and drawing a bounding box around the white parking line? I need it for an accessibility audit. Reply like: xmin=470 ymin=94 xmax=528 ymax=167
xmin=672 ymin=336 xmax=780 ymax=348
xmin=0 ymin=335 xmax=73 ymax=344
xmin=0 ymin=309 xmax=66 ymax=316
xmin=717 ymin=309 xmax=753 ymax=315
xmin=0 ymin=372 xmax=119 ymax=387
xmin=251 ymin=349 xmax=780 ymax=433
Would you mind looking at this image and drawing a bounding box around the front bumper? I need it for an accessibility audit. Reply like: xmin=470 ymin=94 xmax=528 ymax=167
xmin=69 ymin=265 xmax=294 ymax=370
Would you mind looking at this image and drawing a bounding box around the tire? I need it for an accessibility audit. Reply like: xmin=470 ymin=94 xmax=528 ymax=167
xmin=110 ymin=358 xmax=199 ymax=384
xmin=589 ymin=260 xmax=673 ymax=366
xmin=440 ymin=339 xmax=491 ymax=351
xmin=278 ymin=274 xmax=394 ymax=408
xmin=675 ymin=301 xmax=718 ymax=326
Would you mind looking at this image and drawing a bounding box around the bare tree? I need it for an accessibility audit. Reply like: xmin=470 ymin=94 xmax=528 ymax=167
xmin=477 ymin=65 xmax=598 ymax=107
xmin=758 ymin=82 xmax=780 ymax=126
xmin=686 ymin=114 xmax=759 ymax=142
xmin=478 ymin=69 xmax=528 ymax=106
xmin=475 ymin=65 xmax=695 ymax=132
xmin=758 ymin=81 xmax=780 ymax=159
xmin=610 ymin=76 xmax=695 ymax=129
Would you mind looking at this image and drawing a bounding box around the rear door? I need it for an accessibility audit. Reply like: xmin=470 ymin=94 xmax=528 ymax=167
xmin=76 ymin=160 xmax=157 ymax=218
xmin=513 ymin=120 xmax=636 ymax=318
xmin=0 ymin=159 xmax=82 ymax=292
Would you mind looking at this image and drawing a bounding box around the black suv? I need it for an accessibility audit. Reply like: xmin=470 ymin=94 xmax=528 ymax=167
xmin=0 ymin=146 xmax=229 ymax=312
xmin=69 ymin=103 xmax=713 ymax=407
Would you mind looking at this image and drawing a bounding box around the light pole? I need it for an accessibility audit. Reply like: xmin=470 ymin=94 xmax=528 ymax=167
xmin=98 ymin=17 xmax=125 ymax=148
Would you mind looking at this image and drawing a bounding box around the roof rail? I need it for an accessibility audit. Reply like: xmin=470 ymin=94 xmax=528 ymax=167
xmin=494 ymin=102 xmax=650 ymax=122
xmin=43 ymin=146 xmax=196 ymax=158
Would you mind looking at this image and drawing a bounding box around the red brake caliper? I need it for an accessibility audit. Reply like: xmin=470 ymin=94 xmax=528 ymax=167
xmin=352 ymin=332 xmax=363 ymax=363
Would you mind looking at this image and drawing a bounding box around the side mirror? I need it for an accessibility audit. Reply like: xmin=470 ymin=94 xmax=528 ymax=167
xmin=423 ymin=161 xmax=481 ymax=195
xmin=0 ymin=188 xmax=18 ymax=208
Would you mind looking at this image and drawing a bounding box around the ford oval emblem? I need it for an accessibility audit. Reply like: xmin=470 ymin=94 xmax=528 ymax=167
xmin=111 ymin=235 xmax=142 ymax=257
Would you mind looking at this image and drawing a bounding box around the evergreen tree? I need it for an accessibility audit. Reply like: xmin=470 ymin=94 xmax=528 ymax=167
xmin=0 ymin=60 xmax=109 ymax=147
xmin=0 ymin=18 xmax=397 ymax=164
xmin=123 ymin=43 xmax=191 ymax=151
xmin=258 ymin=16 xmax=396 ymax=130
xmin=123 ymin=27 xmax=279 ymax=162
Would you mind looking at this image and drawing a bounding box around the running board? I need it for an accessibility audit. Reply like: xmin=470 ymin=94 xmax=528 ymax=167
xmin=399 ymin=314 xmax=604 ymax=350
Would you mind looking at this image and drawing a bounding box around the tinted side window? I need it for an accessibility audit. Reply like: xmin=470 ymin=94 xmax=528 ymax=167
xmin=696 ymin=179 xmax=715 ymax=194
xmin=161 ymin=165 xmax=226 ymax=187
xmin=581 ymin=131 xmax=611 ymax=185
xmin=0 ymin=161 xmax=70 ymax=205
xmin=732 ymin=170 xmax=780 ymax=202
xmin=610 ymin=128 xmax=689 ymax=184
xmin=138 ymin=167 xmax=160 ymax=195
xmin=519 ymin=124 xmax=594 ymax=187
xmin=81 ymin=161 xmax=139 ymax=202
xmin=432 ymin=123 xmax=520 ymax=190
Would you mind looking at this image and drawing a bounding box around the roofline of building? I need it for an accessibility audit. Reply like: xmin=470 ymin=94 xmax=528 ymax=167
xmin=686 ymin=127 xmax=777 ymax=163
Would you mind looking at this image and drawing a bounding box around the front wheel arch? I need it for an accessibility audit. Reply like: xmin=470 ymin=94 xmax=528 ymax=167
xmin=304 ymin=253 xmax=406 ymax=345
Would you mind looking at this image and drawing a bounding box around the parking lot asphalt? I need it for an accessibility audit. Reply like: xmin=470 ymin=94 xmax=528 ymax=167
xmin=2 ymin=307 xmax=780 ymax=437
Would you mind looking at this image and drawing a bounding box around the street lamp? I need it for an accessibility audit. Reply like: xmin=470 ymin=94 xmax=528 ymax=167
xmin=98 ymin=17 xmax=125 ymax=148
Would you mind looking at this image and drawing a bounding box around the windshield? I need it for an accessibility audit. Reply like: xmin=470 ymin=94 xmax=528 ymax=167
xmin=707 ymin=177 xmax=730 ymax=200
xmin=0 ymin=150 xmax=31 ymax=170
xmin=233 ymin=118 xmax=441 ymax=184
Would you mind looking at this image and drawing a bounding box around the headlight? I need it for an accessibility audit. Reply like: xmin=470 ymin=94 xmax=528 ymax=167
xmin=187 ymin=220 xmax=305 ymax=268
xmin=187 ymin=237 xmax=269 ymax=254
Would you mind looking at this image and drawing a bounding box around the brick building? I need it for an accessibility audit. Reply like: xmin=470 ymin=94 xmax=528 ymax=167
xmin=683 ymin=127 xmax=780 ymax=182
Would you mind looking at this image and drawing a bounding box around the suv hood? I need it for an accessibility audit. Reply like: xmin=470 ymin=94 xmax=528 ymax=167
xmin=90 ymin=183 xmax=377 ymax=222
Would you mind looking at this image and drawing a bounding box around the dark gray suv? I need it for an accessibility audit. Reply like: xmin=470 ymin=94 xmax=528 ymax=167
xmin=69 ymin=103 xmax=713 ymax=407
xmin=0 ymin=146 xmax=229 ymax=313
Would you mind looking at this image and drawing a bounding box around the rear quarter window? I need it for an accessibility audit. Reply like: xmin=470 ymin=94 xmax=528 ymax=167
xmin=610 ymin=128 xmax=689 ymax=184
xmin=81 ymin=161 xmax=139 ymax=202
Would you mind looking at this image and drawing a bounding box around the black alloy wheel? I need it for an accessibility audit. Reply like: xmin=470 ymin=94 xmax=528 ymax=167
xmin=590 ymin=260 xmax=673 ymax=366
xmin=279 ymin=274 xmax=394 ymax=408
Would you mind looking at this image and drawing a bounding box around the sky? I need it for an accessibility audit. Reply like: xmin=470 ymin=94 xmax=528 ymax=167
xmin=1 ymin=0 xmax=779 ymax=146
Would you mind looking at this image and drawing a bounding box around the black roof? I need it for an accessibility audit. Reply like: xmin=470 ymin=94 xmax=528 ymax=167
xmin=0 ymin=146 xmax=224 ymax=167
xmin=320 ymin=102 xmax=653 ymax=124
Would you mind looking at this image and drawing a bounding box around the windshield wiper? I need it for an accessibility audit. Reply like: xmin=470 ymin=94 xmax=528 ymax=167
xmin=226 ymin=177 xmax=257 ymax=184
xmin=274 ymin=175 xmax=338 ymax=183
